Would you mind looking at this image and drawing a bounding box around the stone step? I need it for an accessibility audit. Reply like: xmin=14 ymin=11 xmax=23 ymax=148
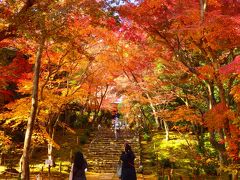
xmin=82 ymin=128 xmax=141 ymax=173
xmin=85 ymin=158 xmax=141 ymax=163
xmin=86 ymin=157 xmax=141 ymax=163
xmin=85 ymin=157 xmax=141 ymax=162
xmin=87 ymin=140 xmax=139 ymax=144
xmin=85 ymin=153 xmax=141 ymax=157
xmin=86 ymin=143 xmax=139 ymax=147
xmin=87 ymin=163 xmax=139 ymax=167
xmin=85 ymin=146 xmax=139 ymax=150
xmin=86 ymin=147 xmax=139 ymax=151
xmin=89 ymin=139 xmax=139 ymax=142
xmin=88 ymin=138 xmax=139 ymax=143
xmin=87 ymin=143 xmax=139 ymax=146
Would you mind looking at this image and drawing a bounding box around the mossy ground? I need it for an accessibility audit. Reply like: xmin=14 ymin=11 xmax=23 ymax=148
xmin=140 ymin=130 xmax=217 ymax=178
xmin=0 ymin=129 xmax=227 ymax=179
xmin=0 ymin=128 xmax=87 ymax=179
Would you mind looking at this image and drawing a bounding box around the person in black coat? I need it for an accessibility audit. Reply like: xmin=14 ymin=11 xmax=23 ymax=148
xmin=69 ymin=151 xmax=88 ymax=180
xmin=120 ymin=143 xmax=137 ymax=180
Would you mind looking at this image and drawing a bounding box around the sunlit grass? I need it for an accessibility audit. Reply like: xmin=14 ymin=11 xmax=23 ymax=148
xmin=142 ymin=130 xmax=200 ymax=175
xmin=0 ymin=166 xmax=6 ymax=173
xmin=0 ymin=128 xmax=89 ymax=179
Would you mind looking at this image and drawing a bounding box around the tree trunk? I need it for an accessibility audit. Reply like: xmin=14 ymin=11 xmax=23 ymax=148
xmin=206 ymin=82 xmax=215 ymax=110
xmin=47 ymin=114 xmax=59 ymax=165
xmin=146 ymin=93 xmax=160 ymax=128
xmin=127 ymin=70 xmax=160 ymax=127
xmin=210 ymin=131 xmax=228 ymax=165
xmin=163 ymin=120 xmax=169 ymax=141
xmin=93 ymin=85 xmax=109 ymax=122
xmin=199 ymin=0 xmax=207 ymax=22
xmin=21 ymin=34 xmax=45 ymax=180
xmin=233 ymin=170 xmax=238 ymax=180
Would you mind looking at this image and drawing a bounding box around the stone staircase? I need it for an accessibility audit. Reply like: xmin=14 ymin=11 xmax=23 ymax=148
xmin=82 ymin=127 xmax=141 ymax=173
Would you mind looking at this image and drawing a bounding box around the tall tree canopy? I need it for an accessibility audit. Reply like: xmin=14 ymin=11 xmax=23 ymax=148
xmin=114 ymin=0 xmax=240 ymax=169
xmin=0 ymin=0 xmax=240 ymax=178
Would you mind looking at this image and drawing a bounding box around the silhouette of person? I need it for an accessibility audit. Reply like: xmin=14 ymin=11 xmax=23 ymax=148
xmin=114 ymin=116 xmax=121 ymax=140
xmin=69 ymin=151 xmax=88 ymax=180
xmin=120 ymin=143 xmax=137 ymax=180
xmin=112 ymin=111 xmax=121 ymax=140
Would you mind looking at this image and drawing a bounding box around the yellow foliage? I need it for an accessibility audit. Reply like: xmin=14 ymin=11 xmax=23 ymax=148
xmin=0 ymin=98 xmax=31 ymax=127
xmin=0 ymin=133 xmax=12 ymax=152
xmin=58 ymin=121 xmax=76 ymax=134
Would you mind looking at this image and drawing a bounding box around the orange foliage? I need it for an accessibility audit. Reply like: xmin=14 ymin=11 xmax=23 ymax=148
xmin=162 ymin=106 xmax=202 ymax=124
xmin=196 ymin=65 xmax=215 ymax=80
xmin=204 ymin=103 xmax=235 ymax=131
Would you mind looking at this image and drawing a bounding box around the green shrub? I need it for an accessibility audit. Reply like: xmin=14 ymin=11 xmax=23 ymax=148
xmin=61 ymin=142 xmax=69 ymax=148
xmin=202 ymin=163 xmax=217 ymax=175
xmin=83 ymin=129 xmax=90 ymax=137
xmin=79 ymin=135 xmax=87 ymax=144
xmin=149 ymin=153 xmax=157 ymax=166
xmin=193 ymin=167 xmax=200 ymax=175
xmin=158 ymin=176 xmax=169 ymax=180
xmin=143 ymin=133 xmax=151 ymax=141
xmin=159 ymin=158 xmax=175 ymax=168
xmin=73 ymin=114 xmax=89 ymax=128
xmin=73 ymin=120 xmax=81 ymax=128
xmin=142 ymin=125 xmax=150 ymax=134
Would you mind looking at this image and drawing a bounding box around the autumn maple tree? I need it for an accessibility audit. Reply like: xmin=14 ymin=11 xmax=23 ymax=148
xmin=0 ymin=0 xmax=122 ymax=179
xmin=1 ymin=0 xmax=240 ymax=178
xmin=0 ymin=46 xmax=32 ymax=107
xmin=117 ymin=0 xmax=240 ymax=176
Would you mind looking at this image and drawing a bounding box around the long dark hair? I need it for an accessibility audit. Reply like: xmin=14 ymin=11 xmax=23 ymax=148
xmin=73 ymin=151 xmax=85 ymax=169
xmin=125 ymin=143 xmax=132 ymax=153
xmin=125 ymin=143 xmax=135 ymax=159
